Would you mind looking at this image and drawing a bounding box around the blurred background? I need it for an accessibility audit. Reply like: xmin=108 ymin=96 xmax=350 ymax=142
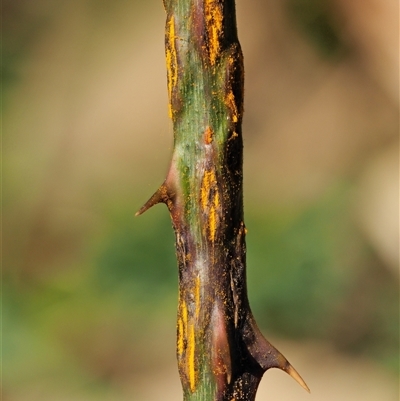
xmin=3 ymin=0 xmax=399 ymax=400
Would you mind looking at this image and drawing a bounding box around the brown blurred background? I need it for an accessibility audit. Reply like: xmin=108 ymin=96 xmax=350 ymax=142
xmin=3 ymin=0 xmax=399 ymax=400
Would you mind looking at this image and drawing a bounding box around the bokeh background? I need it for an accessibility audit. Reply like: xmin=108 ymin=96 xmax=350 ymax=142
xmin=3 ymin=0 xmax=399 ymax=400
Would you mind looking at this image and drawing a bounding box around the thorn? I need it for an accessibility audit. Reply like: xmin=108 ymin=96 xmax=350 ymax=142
xmin=211 ymin=301 xmax=232 ymax=385
xmin=284 ymin=363 xmax=310 ymax=393
xmin=242 ymin=314 xmax=310 ymax=393
xmin=135 ymin=184 xmax=168 ymax=216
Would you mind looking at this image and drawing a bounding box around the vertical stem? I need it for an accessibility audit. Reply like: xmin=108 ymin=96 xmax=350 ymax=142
xmin=137 ymin=1 xmax=309 ymax=399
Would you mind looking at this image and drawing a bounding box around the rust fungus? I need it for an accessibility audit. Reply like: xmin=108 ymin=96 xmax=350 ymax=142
xmin=204 ymin=126 xmax=214 ymax=144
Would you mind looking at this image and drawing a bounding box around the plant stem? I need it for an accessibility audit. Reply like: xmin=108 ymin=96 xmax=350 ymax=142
xmin=137 ymin=1 xmax=310 ymax=399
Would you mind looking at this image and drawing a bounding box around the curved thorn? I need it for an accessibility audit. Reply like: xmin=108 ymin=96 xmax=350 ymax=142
xmin=284 ymin=363 xmax=310 ymax=393
xmin=242 ymin=314 xmax=310 ymax=392
xmin=135 ymin=184 xmax=168 ymax=216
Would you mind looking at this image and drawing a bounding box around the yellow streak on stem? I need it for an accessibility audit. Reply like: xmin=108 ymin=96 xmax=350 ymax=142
xmin=200 ymin=170 xmax=213 ymax=209
xmin=177 ymin=299 xmax=188 ymax=357
xmin=200 ymin=170 xmax=220 ymax=241
xmin=181 ymin=299 xmax=188 ymax=331
xmin=209 ymin=176 xmax=219 ymax=241
xmin=204 ymin=126 xmax=214 ymax=144
xmin=187 ymin=324 xmax=196 ymax=392
xmin=205 ymin=0 xmax=223 ymax=65
xmin=209 ymin=205 xmax=217 ymax=242
xmin=177 ymin=317 xmax=184 ymax=356
xmin=166 ymin=16 xmax=177 ymax=118
xmin=225 ymin=91 xmax=238 ymax=123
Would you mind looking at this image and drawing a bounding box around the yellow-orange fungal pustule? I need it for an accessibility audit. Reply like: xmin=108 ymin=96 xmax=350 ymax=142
xmin=177 ymin=317 xmax=185 ymax=356
xmin=187 ymin=324 xmax=197 ymax=392
xmin=204 ymin=126 xmax=214 ymax=144
xmin=200 ymin=170 xmax=216 ymax=210
xmin=205 ymin=0 xmax=223 ymax=65
xmin=200 ymin=169 xmax=220 ymax=241
xmin=178 ymin=299 xmax=188 ymax=357
xmin=225 ymin=90 xmax=239 ymax=123
xmin=209 ymin=205 xmax=217 ymax=242
xmin=166 ymin=16 xmax=178 ymax=119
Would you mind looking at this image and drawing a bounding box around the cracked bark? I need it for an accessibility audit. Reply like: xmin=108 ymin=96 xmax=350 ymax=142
xmin=137 ymin=1 xmax=310 ymax=399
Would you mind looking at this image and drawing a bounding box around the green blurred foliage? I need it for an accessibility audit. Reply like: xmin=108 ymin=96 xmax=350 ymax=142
xmin=246 ymin=187 xmax=399 ymax=372
xmin=4 ymin=204 xmax=179 ymax=396
xmin=247 ymin=187 xmax=354 ymax=338
xmin=286 ymin=0 xmax=345 ymax=58
xmin=95 ymin=209 xmax=177 ymax=304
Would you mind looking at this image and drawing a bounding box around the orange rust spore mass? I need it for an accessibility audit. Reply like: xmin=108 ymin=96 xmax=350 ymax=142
xmin=204 ymin=126 xmax=214 ymax=144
